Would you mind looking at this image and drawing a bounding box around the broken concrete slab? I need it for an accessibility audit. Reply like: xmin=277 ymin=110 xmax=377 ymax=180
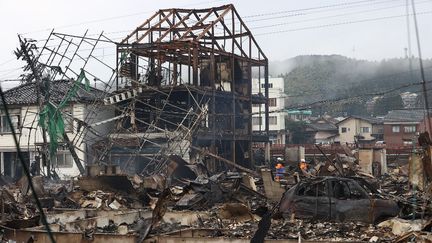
xmin=378 ymin=218 xmax=425 ymax=236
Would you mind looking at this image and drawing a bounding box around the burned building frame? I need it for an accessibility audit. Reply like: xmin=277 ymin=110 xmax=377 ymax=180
xmin=96 ymin=4 xmax=270 ymax=174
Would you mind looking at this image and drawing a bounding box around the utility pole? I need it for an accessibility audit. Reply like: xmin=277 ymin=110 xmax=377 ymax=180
xmin=14 ymin=36 xmax=51 ymax=178
xmin=411 ymin=0 xmax=432 ymax=135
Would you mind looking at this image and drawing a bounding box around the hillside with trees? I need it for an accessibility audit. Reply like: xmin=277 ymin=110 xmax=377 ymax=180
xmin=272 ymin=55 xmax=432 ymax=116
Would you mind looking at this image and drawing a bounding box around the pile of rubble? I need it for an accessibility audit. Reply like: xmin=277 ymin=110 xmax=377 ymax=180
xmin=3 ymin=145 xmax=432 ymax=242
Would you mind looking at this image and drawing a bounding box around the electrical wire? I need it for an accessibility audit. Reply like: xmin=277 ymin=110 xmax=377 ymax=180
xmin=253 ymin=79 xmax=432 ymax=114
xmin=19 ymin=0 xmax=228 ymax=35
xmin=243 ymin=0 xmax=397 ymax=18
xmin=254 ymin=10 xmax=432 ymax=36
xmin=250 ymin=0 xmax=431 ymax=30
xmin=89 ymin=2 xmax=432 ymax=42
xmin=0 ymin=58 xmax=16 ymax=67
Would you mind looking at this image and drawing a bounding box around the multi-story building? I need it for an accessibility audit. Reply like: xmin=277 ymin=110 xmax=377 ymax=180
xmin=252 ymin=77 xmax=286 ymax=144
xmin=383 ymin=109 xmax=425 ymax=146
xmin=95 ymin=5 xmax=270 ymax=173
xmin=0 ymin=80 xmax=114 ymax=179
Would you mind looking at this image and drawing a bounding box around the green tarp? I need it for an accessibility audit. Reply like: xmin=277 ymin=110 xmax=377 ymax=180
xmin=38 ymin=69 xmax=90 ymax=156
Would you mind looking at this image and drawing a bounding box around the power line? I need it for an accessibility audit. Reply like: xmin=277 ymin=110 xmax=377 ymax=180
xmin=244 ymin=0 xmax=402 ymax=23
xmin=253 ymin=61 xmax=432 ymax=113
xmin=254 ymin=10 xmax=432 ymax=36
xmin=18 ymin=0 xmax=422 ymax=37
xmin=47 ymin=0 xmax=405 ymax=32
xmin=100 ymin=0 xmax=430 ymax=38
xmin=97 ymin=3 xmax=432 ymax=43
xmin=279 ymin=64 xmax=432 ymax=98
xmin=243 ymin=0 xmax=396 ymax=18
xmin=250 ymin=0 xmax=431 ymax=30
xmin=0 ymin=58 xmax=16 ymax=67
xmin=19 ymin=0 xmax=228 ymax=35
xmin=278 ymin=79 xmax=432 ymax=112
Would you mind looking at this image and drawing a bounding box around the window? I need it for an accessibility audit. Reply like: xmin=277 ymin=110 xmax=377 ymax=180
xmin=269 ymin=116 xmax=277 ymax=125
xmin=52 ymin=148 xmax=73 ymax=168
xmin=0 ymin=114 xmax=20 ymax=133
xmin=62 ymin=106 xmax=73 ymax=132
xmin=331 ymin=181 xmax=350 ymax=199
xmin=404 ymin=125 xmax=416 ymax=133
xmin=346 ymin=181 xmax=368 ymax=199
xmin=252 ymin=103 xmax=260 ymax=107
xmin=392 ymin=125 xmax=400 ymax=133
xmin=341 ymin=127 xmax=347 ymax=133
xmin=296 ymin=181 xmax=327 ymax=197
xmin=261 ymin=83 xmax=273 ymax=89
xmin=316 ymin=181 xmax=327 ymax=196
xmin=296 ymin=184 xmax=316 ymax=197
xmin=252 ymin=117 xmax=262 ymax=126
xmin=268 ymin=98 xmax=277 ymax=107
xmin=331 ymin=180 xmax=368 ymax=200
xmin=360 ymin=127 xmax=370 ymax=133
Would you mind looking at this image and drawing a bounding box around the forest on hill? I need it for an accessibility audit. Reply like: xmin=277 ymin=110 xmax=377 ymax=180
xmin=271 ymin=55 xmax=432 ymax=116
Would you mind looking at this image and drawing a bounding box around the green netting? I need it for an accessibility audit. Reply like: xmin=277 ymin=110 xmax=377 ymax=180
xmin=39 ymin=69 xmax=90 ymax=156
xmin=120 ymin=52 xmax=128 ymax=64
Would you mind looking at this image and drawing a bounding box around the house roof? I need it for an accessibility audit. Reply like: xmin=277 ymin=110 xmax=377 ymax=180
xmin=383 ymin=109 xmax=427 ymax=123
xmin=337 ymin=115 xmax=383 ymax=125
xmin=306 ymin=116 xmax=339 ymax=132
xmin=3 ymin=80 xmax=107 ymax=105
xmin=311 ymin=116 xmax=339 ymax=125
xmin=306 ymin=122 xmax=338 ymax=132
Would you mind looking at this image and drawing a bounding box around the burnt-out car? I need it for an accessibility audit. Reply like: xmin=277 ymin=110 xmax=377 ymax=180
xmin=279 ymin=177 xmax=399 ymax=223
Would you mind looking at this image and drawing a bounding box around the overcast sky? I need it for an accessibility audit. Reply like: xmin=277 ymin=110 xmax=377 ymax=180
xmin=1 ymin=0 xmax=431 ymax=84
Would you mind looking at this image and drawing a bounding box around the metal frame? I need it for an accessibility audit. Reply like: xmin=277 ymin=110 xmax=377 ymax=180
xmin=111 ymin=4 xmax=269 ymax=172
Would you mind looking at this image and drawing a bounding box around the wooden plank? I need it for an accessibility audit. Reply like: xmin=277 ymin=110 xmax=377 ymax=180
xmin=190 ymin=146 xmax=258 ymax=176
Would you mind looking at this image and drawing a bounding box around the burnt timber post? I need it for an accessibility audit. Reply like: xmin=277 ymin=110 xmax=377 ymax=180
xmin=264 ymin=64 xmax=270 ymax=165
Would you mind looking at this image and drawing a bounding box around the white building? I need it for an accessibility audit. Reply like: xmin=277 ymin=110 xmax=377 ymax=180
xmin=252 ymin=77 xmax=287 ymax=144
xmin=0 ymin=80 xmax=114 ymax=179
xmin=335 ymin=116 xmax=383 ymax=144
xmin=400 ymin=92 xmax=419 ymax=108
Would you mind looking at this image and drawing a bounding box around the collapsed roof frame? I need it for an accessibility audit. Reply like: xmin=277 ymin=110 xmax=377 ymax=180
xmin=118 ymin=5 xmax=266 ymax=62
xmin=13 ymin=30 xmax=120 ymax=177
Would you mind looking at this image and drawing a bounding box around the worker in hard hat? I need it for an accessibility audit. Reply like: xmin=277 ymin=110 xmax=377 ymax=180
xmin=275 ymin=162 xmax=285 ymax=182
xmin=299 ymin=159 xmax=308 ymax=171
xmin=299 ymin=159 xmax=312 ymax=177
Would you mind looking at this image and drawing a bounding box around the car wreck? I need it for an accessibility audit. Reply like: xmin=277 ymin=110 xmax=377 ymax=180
xmin=278 ymin=176 xmax=399 ymax=223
